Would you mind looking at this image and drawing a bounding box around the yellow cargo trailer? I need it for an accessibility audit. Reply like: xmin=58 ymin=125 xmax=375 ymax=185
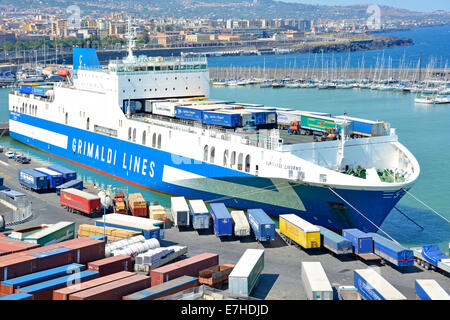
xmin=279 ymin=214 xmax=321 ymax=249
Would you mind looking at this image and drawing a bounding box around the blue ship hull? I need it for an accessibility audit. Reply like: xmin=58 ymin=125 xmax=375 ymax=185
xmin=9 ymin=112 xmax=406 ymax=232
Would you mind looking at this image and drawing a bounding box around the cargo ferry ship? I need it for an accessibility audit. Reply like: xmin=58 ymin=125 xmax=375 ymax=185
xmin=7 ymin=27 xmax=420 ymax=232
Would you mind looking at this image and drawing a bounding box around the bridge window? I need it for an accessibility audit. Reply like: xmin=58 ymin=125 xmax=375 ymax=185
xmin=203 ymin=145 xmax=209 ymax=162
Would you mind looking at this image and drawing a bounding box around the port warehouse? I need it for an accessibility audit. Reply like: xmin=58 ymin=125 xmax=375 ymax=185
xmin=18 ymin=83 xmax=386 ymax=138
xmin=0 ymin=165 xmax=449 ymax=300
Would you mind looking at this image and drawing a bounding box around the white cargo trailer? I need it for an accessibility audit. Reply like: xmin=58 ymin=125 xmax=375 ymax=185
xmin=228 ymin=249 xmax=264 ymax=296
xmin=415 ymin=279 xmax=450 ymax=300
xmin=354 ymin=268 xmax=407 ymax=300
xmin=152 ymin=101 xmax=178 ymax=117
xmin=188 ymin=199 xmax=210 ymax=230
xmin=171 ymin=196 xmax=190 ymax=227
xmin=301 ymin=262 xmax=333 ymax=300
xmin=230 ymin=211 xmax=250 ymax=237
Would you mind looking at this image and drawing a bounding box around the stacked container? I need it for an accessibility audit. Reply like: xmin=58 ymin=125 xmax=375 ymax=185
xmin=209 ymin=203 xmax=233 ymax=237
xmin=128 ymin=193 xmax=147 ymax=217
xmin=188 ymin=199 xmax=210 ymax=230
xmin=123 ymin=276 xmax=199 ymax=300
xmin=247 ymin=209 xmax=275 ymax=242
xmin=34 ymin=167 xmax=64 ymax=189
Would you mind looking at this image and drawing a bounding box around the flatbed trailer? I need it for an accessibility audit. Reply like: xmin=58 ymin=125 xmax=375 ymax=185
xmin=412 ymin=246 xmax=450 ymax=275
xmin=356 ymin=253 xmax=382 ymax=262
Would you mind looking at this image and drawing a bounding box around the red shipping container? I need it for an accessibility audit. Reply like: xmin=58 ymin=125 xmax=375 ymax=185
xmin=88 ymin=255 xmax=132 ymax=276
xmin=0 ymin=250 xmax=8 ymax=257
xmin=53 ymin=271 xmax=135 ymax=300
xmin=31 ymin=248 xmax=74 ymax=271
xmin=60 ymin=189 xmax=101 ymax=215
xmin=0 ymin=244 xmax=62 ymax=264
xmin=0 ymin=256 xmax=39 ymax=281
xmin=62 ymin=238 xmax=105 ymax=264
xmin=0 ymin=238 xmax=40 ymax=250
xmin=69 ymin=274 xmax=151 ymax=300
xmin=150 ymin=253 xmax=219 ymax=286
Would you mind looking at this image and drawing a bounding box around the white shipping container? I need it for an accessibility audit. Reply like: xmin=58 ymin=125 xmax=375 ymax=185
xmin=229 ymin=249 xmax=264 ymax=296
xmin=354 ymin=269 xmax=407 ymax=300
xmin=230 ymin=211 xmax=250 ymax=237
xmin=415 ymin=280 xmax=450 ymax=300
xmin=188 ymin=199 xmax=209 ymax=230
xmin=171 ymin=197 xmax=190 ymax=227
xmin=152 ymin=101 xmax=177 ymax=117
xmin=301 ymin=262 xmax=333 ymax=300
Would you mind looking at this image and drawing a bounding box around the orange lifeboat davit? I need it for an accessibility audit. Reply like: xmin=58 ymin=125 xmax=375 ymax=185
xmin=55 ymin=68 xmax=70 ymax=78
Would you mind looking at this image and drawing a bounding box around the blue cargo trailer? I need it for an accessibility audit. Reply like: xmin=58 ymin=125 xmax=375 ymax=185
xmin=342 ymin=229 xmax=373 ymax=254
xmin=48 ymin=165 xmax=77 ymax=182
xmin=209 ymin=203 xmax=233 ymax=237
xmin=31 ymin=85 xmax=53 ymax=97
xmin=367 ymin=233 xmax=414 ymax=267
xmin=18 ymin=168 xmax=48 ymax=191
xmin=175 ymin=105 xmax=217 ymax=121
xmin=1 ymin=264 xmax=85 ymax=293
xmin=415 ymin=280 xmax=450 ymax=300
xmin=56 ymin=179 xmax=83 ymax=195
xmin=0 ymin=292 xmax=33 ymax=300
xmin=34 ymin=167 xmax=64 ymax=189
xmin=334 ymin=115 xmax=384 ymax=137
xmin=354 ymin=269 xmax=406 ymax=300
xmin=318 ymin=226 xmax=353 ymax=255
xmin=247 ymin=209 xmax=275 ymax=242
xmin=202 ymin=111 xmax=242 ymax=127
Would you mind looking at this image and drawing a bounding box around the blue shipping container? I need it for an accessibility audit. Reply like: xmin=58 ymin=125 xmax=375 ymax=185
xmin=34 ymin=168 xmax=64 ymax=189
xmin=18 ymin=270 xmax=98 ymax=294
xmin=0 ymin=292 xmax=33 ymax=300
xmin=32 ymin=86 xmax=52 ymax=97
xmin=19 ymin=84 xmax=33 ymax=94
xmin=56 ymin=179 xmax=83 ymax=196
xmin=175 ymin=106 xmax=216 ymax=121
xmin=202 ymin=111 xmax=241 ymax=127
xmin=18 ymin=168 xmax=48 ymax=191
xmin=247 ymin=209 xmax=275 ymax=242
xmin=1 ymin=264 xmax=85 ymax=292
xmin=48 ymin=165 xmax=77 ymax=182
xmin=124 ymin=276 xmax=198 ymax=300
xmin=367 ymin=233 xmax=414 ymax=267
xmin=318 ymin=226 xmax=353 ymax=255
xmin=342 ymin=229 xmax=373 ymax=254
xmin=209 ymin=203 xmax=233 ymax=236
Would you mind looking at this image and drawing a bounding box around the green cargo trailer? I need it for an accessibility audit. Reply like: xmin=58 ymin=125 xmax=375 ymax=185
xmin=300 ymin=114 xmax=339 ymax=133
xmin=24 ymin=221 xmax=75 ymax=246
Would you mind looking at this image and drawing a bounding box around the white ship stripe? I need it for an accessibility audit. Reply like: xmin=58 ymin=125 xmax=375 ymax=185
xmin=10 ymin=120 xmax=68 ymax=150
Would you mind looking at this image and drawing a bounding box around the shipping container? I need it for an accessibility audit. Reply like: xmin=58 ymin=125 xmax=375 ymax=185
xmin=209 ymin=203 xmax=233 ymax=237
xmin=0 ymin=255 xmax=39 ymax=282
xmin=62 ymin=237 xmax=105 ymax=264
xmin=301 ymin=262 xmax=333 ymax=300
xmin=175 ymin=105 xmax=217 ymax=121
xmin=19 ymin=83 xmax=40 ymax=95
xmin=202 ymin=110 xmax=242 ymax=127
xmin=16 ymin=270 xmax=98 ymax=300
xmin=415 ymin=279 xmax=450 ymax=300
xmin=0 ymin=235 xmax=41 ymax=249
xmin=0 ymin=292 xmax=32 ymax=300
xmin=55 ymin=179 xmax=83 ymax=196
xmin=0 ymin=263 xmax=85 ymax=295
xmin=229 ymin=249 xmax=264 ymax=297
xmin=279 ymin=214 xmax=320 ymax=249
xmin=367 ymin=233 xmax=414 ymax=267
xmin=150 ymin=252 xmax=219 ymax=286
xmin=29 ymin=247 xmax=74 ymax=270
xmin=24 ymin=222 xmax=75 ymax=246
xmin=230 ymin=211 xmax=250 ymax=237
xmin=60 ymin=188 xmax=101 ymax=216
xmin=123 ymin=276 xmax=199 ymax=300
xmin=31 ymin=85 xmax=53 ymax=97
xmin=18 ymin=168 xmax=48 ymax=191
xmin=68 ymin=274 xmax=150 ymax=300
xmin=188 ymin=199 xmax=210 ymax=230
xmin=342 ymin=229 xmax=373 ymax=254
xmin=8 ymin=225 xmax=49 ymax=241
xmin=171 ymin=197 xmax=190 ymax=227
xmin=88 ymin=255 xmax=132 ymax=276
xmin=318 ymin=226 xmax=352 ymax=255
xmin=95 ymin=214 xmax=164 ymax=239
xmin=334 ymin=115 xmax=384 ymax=137
xmin=34 ymin=167 xmax=64 ymax=189
xmin=53 ymin=271 xmax=136 ymax=300
xmin=247 ymin=209 xmax=275 ymax=242
xmin=152 ymin=101 xmax=178 ymax=117
xmin=47 ymin=165 xmax=77 ymax=182
xmin=354 ymin=269 xmax=407 ymax=300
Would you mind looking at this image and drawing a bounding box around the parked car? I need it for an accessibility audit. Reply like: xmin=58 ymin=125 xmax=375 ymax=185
xmin=16 ymin=156 xmax=30 ymax=164
xmin=4 ymin=151 xmax=15 ymax=158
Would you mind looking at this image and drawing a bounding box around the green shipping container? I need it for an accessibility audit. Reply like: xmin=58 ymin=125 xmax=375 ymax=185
xmin=300 ymin=115 xmax=338 ymax=133
xmin=24 ymin=221 xmax=75 ymax=246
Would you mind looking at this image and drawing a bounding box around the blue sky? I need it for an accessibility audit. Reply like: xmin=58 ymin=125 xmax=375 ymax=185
xmin=281 ymin=0 xmax=450 ymax=12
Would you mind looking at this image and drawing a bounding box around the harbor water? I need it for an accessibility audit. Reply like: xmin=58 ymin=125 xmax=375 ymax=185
xmin=1 ymin=86 xmax=449 ymax=250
